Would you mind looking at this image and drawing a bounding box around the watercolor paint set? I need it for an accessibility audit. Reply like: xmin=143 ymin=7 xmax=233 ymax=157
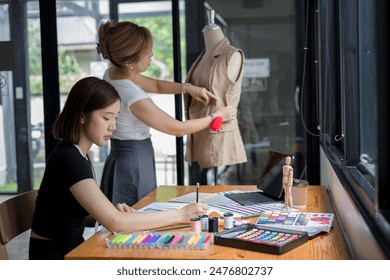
xmin=105 ymin=231 xmax=213 ymax=250
xmin=214 ymin=224 xmax=308 ymax=255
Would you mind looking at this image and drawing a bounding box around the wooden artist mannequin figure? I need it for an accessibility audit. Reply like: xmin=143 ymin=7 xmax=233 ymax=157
xmin=283 ymin=156 xmax=294 ymax=208
xmin=185 ymin=10 xmax=247 ymax=176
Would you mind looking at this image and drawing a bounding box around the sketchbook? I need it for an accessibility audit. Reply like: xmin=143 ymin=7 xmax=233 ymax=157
xmin=255 ymin=210 xmax=334 ymax=238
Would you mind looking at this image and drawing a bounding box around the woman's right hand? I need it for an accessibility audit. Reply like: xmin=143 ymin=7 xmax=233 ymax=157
xmin=213 ymin=106 xmax=237 ymax=122
xmin=178 ymin=203 xmax=208 ymax=223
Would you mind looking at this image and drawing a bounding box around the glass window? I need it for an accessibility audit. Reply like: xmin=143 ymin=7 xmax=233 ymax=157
xmin=0 ymin=3 xmax=15 ymax=192
xmin=200 ymin=0 xmax=301 ymax=185
xmin=357 ymin=1 xmax=375 ymax=185
xmin=316 ymin=0 xmax=390 ymax=257
xmin=117 ymin=1 xmax=179 ymax=186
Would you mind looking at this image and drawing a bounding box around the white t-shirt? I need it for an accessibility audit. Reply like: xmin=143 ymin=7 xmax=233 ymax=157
xmin=103 ymin=69 xmax=151 ymax=140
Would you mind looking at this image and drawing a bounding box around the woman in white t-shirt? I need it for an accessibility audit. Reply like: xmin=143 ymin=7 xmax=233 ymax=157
xmin=97 ymin=20 xmax=236 ymax=206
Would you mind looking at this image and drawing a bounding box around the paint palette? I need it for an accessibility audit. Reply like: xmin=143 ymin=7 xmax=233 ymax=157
xmin=105 ymin=232 xmax=213 ymax=250
xmin=214 ymin=224 xmax=308 ymax=255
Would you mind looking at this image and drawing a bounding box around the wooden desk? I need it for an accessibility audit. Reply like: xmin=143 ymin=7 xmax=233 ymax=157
xmin=65 ymin=185 xmax=351 ymax=260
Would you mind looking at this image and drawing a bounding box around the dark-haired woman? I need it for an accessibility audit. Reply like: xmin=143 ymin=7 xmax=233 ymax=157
xmin=29 ymin=77 xmax=207 ymax=260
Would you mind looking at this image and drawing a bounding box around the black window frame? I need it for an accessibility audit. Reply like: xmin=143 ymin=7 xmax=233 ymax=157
xmin=315 ymin=0 xmax=390 ymax=258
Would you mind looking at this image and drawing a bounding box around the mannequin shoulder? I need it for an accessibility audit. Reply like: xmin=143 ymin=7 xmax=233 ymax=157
xmin=227 ymin=51 xmax=244 ymax=82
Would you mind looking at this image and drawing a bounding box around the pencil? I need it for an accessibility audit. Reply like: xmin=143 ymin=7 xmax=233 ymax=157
xmin=196 ymin=182 xmax=199 ymax=203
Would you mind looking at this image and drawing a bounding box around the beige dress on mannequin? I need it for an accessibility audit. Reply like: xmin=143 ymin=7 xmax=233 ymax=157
xmin=184 ymin=26 xmax=247 ymax=168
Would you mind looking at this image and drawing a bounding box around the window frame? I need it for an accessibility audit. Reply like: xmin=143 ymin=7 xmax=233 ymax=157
xmin=315 ymin=0 xmax=390 ymax=257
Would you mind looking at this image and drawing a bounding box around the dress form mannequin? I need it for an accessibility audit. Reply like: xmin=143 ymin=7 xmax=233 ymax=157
xmin=193 ymin=10 xmax=242 ymax=83
xmin=185 ymin=10 xmax=247 ymax=183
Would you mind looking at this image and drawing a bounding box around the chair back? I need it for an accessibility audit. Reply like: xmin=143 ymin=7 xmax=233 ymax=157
xmin=0 ymin=189 xmax=38 ymax=260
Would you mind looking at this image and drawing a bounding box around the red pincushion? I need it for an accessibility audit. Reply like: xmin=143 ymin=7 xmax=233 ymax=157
xmin=210 ymin=116 xmax=223 ymax=132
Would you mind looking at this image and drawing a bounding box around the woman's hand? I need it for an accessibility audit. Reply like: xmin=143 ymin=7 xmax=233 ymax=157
xmin=178 ymin=202 xmax=208 ymax=223
xmin=115 ymin=203 xmax=137 ymax=212
xmin=213 ymin=106 xmax=237 ymax=122
xmin=186 ymin=84 xmax=217 ymax=105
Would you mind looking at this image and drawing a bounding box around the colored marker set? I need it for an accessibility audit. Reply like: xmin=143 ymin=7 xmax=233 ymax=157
xmin=105 ymin=232 xmax=213 ymax=250
xmin=214 ymin=224 xmax=308 ymax=255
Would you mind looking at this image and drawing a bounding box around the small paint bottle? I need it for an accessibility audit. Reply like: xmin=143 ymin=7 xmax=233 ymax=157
xmin=223 ymin=212 xmax=234 ymax=229
xmin=199 ymin=214 xmax=209 ymax=232
xmin=191 ymin=217 xmax=201 ymax=233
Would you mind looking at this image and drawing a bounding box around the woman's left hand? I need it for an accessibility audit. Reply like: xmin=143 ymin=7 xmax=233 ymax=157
xmin=115 ymin=203 xmax=137 ymax=212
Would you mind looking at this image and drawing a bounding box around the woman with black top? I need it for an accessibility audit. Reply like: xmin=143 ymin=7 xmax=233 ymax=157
xmin=29 ymin=77 xmax=208 ymax=260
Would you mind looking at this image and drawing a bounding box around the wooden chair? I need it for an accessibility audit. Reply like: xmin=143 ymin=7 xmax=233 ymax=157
xmin=0 ymin=189 xmax=38 ymax=260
